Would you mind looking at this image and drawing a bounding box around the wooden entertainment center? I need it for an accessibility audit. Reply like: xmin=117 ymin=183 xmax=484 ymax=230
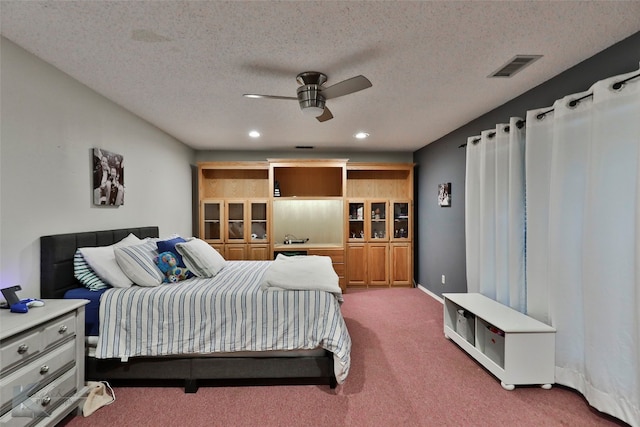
xmin=197 ymin=159 xmax=414 ymax=290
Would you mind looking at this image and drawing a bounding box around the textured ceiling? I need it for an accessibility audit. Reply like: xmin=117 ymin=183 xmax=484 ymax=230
xmin=1 ymin=1 xmax=639 ymax=152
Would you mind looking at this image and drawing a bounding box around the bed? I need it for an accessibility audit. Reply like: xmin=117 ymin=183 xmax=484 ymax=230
xmin=40 ymin=226 xmax=350 ymax=392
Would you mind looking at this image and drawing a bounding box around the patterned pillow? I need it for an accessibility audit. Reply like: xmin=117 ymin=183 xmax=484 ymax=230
xmin=114 ymin=240 xmax=164 ymax=287
xmin=175 ymin=238 xmax=227 ymax=278
xmin=74 ymin=249 xmax=110 ymax=291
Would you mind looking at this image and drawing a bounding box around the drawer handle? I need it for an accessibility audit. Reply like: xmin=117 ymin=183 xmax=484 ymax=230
xmin=17 ymin=344 xmax=29 ymax=354
xmin=58 ymin=325 xmax=68 ymax=334
xmin=41 ymin=396 xmax=51 ymax=407
xmin=39 ymin=365 xmax=49 ymax=374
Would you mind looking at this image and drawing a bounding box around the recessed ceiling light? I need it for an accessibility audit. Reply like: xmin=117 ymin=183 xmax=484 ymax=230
xmin=248 ymin=130 xmax=261 ymax=138
xmin=354 ymin=132 xmax=369 ymax=140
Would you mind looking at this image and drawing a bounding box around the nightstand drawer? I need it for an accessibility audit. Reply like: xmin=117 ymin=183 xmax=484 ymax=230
xmin=43 ymin=312 xmax=76 ymax=351
xmin=0 ymin=368 xmax=77 ymax=427
xmin=0 ymin=329 xmax=43 ymax=375
xmin=1 ymin=312 xmax=76 ymax=376
xmin=0 ymin=340 xmax=76 ymax=412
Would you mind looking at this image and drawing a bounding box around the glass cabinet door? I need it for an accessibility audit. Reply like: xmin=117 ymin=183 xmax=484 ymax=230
xmin=250 ymin=201 xmax=268 ymax=242
xmin=393 ymin=201 xmax=410 ymax=239
xmin=348 ymin=201 xmax=365 ymax=241
xmin=226 ymin=202 xmax=245 ymax=242
xmin=369 ymin=201 xmax=387 ymax=240
xmin=202 ymin=200 xmax=222 ymax=242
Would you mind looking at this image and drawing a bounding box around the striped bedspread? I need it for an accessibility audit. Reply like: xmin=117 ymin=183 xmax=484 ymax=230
xmin=95 ymin=260 xmax=351 ymax=383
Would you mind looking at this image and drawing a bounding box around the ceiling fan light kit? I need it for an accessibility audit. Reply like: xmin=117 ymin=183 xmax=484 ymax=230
xmin=297 ymin=84 xmax=326 ymax=117
xmin=243 ymin=71 xmax=372 ymax=123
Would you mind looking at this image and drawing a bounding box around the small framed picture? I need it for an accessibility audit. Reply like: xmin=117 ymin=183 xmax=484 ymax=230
xmin=93 ymin=148 xmax=125 ymax=206
xmin=438 ymin=183 xmax=451 ymax=207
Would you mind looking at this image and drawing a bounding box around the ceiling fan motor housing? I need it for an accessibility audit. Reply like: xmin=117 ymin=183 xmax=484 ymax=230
xmin=297 ymin=84 xmax=326 ymax=116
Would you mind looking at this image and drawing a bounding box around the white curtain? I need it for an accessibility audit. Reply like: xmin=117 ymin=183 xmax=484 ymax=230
xmin=526 ymin=67 xmax=640 ymax=425
xmin=468 ymin=66 xmax=640 ymax=425
xmin=465 ymin=118 xmax=526 ymax=311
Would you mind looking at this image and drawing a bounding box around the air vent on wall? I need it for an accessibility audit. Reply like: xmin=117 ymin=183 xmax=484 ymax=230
xmin=295 ymin=146 xmax=314 ymax=149
xmin=489 ymin=55 xmax=542 ymax=78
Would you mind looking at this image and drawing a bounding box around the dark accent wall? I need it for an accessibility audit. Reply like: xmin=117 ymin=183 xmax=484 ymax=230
xmin=413 ymin=31 xmax=640 ymax=297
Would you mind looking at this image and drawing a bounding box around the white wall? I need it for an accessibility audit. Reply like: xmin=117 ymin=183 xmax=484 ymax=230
xmin=0 ymin=38 xmax=195 ymax=298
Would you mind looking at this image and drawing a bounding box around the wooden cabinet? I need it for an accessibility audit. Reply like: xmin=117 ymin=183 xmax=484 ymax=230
xmin=390 ymin=201 xmax=411 ymax=241
xmin=367 ymin=243 xmax=390 ymax=286
xmin=198 ymin=163 xmax=270 ymax=260
xmin=347 ymin=200 xmax=390 ymax=241
xmin=345 ymin=244 xmax=366 ymax=286
xmin=225 ymin=244 xmax=246 ymax=260
xmin=200 ymin=199 xmax=270 ymax=260
xmin=346 ymin=242 xmax=390 ymax=287
xmin=198 ymin=161 xmax=413 ymax=287
xmin=201 ymin=199 xmax=223 ymax=243
xmin=224 ymin=243 xmax=270 ymax=261
xmin=345 ymin=163 xmax=414 ymax=287
xmin=247 ymin=245 xmax=270 ymax=261
xmin=0 ymin=300 xmax=89 ymax=426
xmin=390 ymin=243 xmax=412 ymax=286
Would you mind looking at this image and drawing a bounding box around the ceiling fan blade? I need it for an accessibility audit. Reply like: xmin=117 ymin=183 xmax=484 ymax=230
xmin=243 ymin=94 xmax=297 ymax=100
xmin=316 ymin=107 xmax=333 ymax=122
xmin=321 ymin=75 xmax=372 ymax=100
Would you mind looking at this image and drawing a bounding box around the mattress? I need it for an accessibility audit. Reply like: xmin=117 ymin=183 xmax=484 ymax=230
xmin=64 ymin=287 xmax=107 ymax=336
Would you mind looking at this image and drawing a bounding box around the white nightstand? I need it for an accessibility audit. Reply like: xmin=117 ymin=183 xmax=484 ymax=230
xmin=0 ymin=299 xmax=89 ymax=426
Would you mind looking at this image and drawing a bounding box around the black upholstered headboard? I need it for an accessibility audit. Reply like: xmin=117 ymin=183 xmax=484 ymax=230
xmin=40 ymin=226 xmax=159 ymax=299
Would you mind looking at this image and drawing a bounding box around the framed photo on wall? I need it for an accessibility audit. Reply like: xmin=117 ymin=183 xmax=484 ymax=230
xmin=438 ymin=183 xmax=451 ymax=207
xmin=93 ymin=148 xmax=124 ymax=206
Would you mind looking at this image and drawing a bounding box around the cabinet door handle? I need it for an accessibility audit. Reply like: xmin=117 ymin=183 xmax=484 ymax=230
xmin=17 ymin=344 xmax=29 ymax=354
xmin=58 ymin=325 xmax=68 ymax=334
xmin=41 ymin=396 xmax=51 ymax=407
xmin=39 ymin=365 xmax=49 ymax=374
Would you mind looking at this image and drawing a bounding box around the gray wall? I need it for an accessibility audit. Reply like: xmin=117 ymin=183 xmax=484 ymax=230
xmin=0 ymin=38 xmax=196 ymax=298
xmin=413 ymin=31 xmax=640 ymax=297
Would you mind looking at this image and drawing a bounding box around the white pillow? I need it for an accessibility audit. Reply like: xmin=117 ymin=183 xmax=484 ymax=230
xmin=175 ymin=238 xmax=226 ymax=278
xmin=114 ymin=240 xmax=164 ymax=287
xmin=116 ymin=233 xmax=144 ymax=248
xmin=79 ymin=233 xmax=142 ymax=288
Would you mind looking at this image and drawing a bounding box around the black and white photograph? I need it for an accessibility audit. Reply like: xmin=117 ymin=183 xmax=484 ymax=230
xmin=438 ymin=183 xmax=451 ymax=207
xmin=93 ymin=148 xmax=124 ymax=206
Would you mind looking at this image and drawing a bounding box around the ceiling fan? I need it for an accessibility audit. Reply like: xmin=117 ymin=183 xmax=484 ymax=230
xmin=243 ymin=71 xmax=372 ymax=122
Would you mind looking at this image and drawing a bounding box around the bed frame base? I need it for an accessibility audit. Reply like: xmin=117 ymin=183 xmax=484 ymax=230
xmin=86 ymin=354 xmax=337 ymax=393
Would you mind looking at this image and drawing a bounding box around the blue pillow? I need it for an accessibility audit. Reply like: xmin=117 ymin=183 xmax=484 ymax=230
xmin=156 ymin=236 xmax=188 ymax=267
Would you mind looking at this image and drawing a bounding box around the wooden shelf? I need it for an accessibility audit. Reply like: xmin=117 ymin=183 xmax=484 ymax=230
xmin=199 ymin=162 xmax=269 ymax=199
xmin=271 ymin=162 xmax=344 ymax=198
xmin=346 ymin=163 xmax=413 ymax=199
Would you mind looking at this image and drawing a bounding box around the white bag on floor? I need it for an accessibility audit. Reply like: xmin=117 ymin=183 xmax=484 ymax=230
xmin=83 ymin=381 xmax=115 ymax=417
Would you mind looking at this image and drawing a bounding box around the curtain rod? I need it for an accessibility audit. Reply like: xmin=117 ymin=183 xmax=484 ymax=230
xmin=458 ymin=72 xmax=639 ymax=149
xmin=534 ymin=72 xmax=639 ymax=121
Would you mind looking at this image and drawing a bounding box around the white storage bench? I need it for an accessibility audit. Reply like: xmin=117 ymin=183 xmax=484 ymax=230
xmin=443 ymin=293 xmax=556 ymax=390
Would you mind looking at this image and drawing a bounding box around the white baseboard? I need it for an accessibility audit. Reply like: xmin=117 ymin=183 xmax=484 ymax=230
xmin=417 ymin=284 xmax=443 ymax=304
